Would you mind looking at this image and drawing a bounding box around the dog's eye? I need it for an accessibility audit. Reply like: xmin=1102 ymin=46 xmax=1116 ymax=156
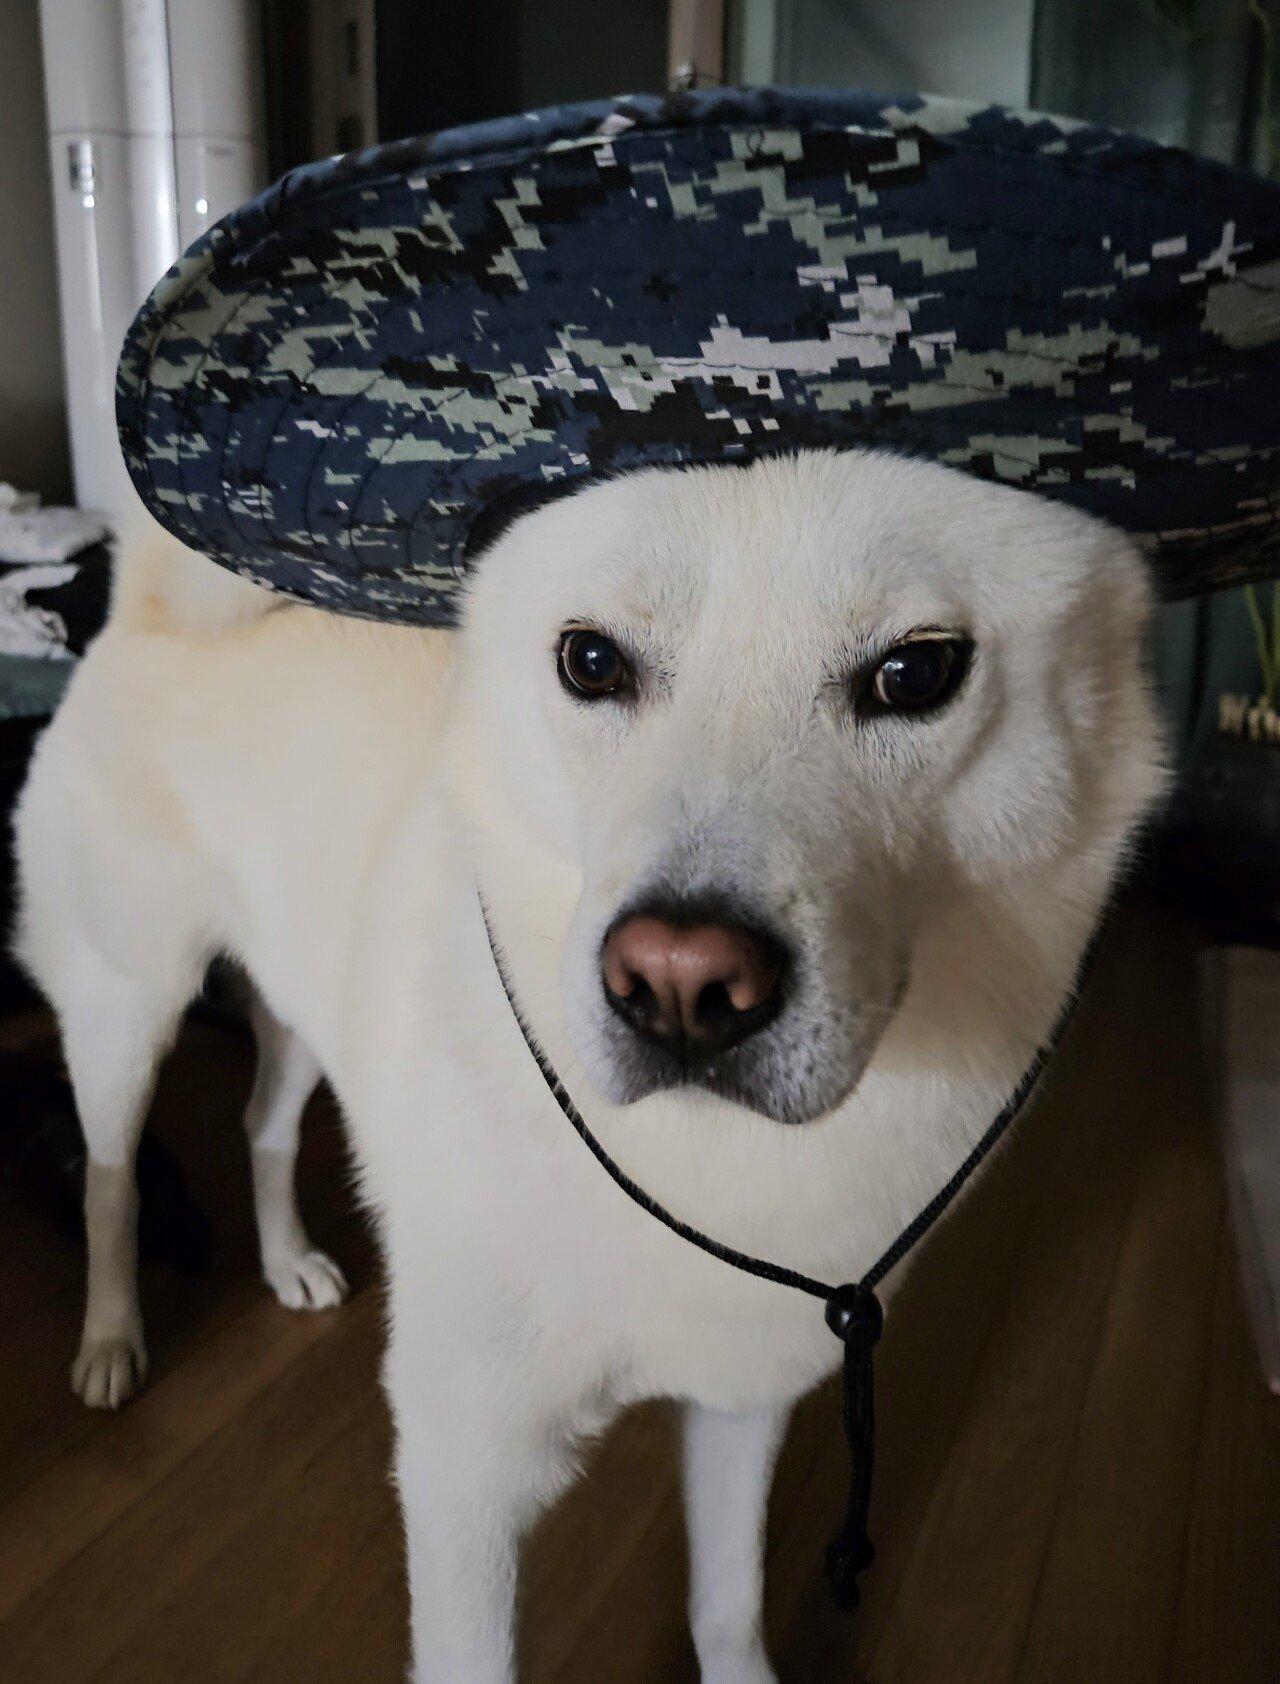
xmin=861 ymin=637 xmax=970 ymax=716
xmin=558 ymin=629 xmax=630 ymax=699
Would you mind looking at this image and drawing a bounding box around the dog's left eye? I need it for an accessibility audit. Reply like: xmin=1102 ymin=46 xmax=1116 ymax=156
xmin=860 ymin=637 xmax=971 ymax=716
xmin=558 ymin=629 xmax=630 ymax=699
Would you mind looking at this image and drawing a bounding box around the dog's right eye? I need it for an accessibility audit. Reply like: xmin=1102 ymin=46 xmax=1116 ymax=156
xmin=856 ymin=635 xmax=972 ymax=719
xmin=558 ymin=629 xmax=630 ymax=699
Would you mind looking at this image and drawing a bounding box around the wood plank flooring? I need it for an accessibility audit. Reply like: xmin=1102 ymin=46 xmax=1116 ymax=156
xmin=0 ymin=907 xmax=1276 ymax=1682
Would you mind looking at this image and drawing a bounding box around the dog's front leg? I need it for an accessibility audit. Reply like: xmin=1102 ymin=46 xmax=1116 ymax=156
xmin=682 ymin=1399 xmax=791 ymax=1684
xmin=395 ymin=1406 xmax=530 ymax=1683
xmin=388 ymin=1327 xmax=571 ymax=1684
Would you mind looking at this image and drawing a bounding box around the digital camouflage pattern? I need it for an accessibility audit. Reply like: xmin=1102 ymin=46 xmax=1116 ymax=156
xmin=117 ymin=86 xmax=1280 ymax=624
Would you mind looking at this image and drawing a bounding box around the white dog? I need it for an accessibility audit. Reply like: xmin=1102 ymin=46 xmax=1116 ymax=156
xmin=13 ymin=449 xmax=1164 ymax=1682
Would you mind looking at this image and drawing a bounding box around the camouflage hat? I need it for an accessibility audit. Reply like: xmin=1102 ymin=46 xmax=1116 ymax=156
xmin=117 ymin=86 xmax=1280 ymax=625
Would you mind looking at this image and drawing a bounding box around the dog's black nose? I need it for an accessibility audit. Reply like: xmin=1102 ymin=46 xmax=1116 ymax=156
xmin=601 ymin=909 xmax=785 ymax=1057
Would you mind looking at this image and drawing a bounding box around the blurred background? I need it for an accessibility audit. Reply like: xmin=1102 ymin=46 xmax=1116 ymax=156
xmin=1 ymin=8 xmax=1279 ymax=1680
xmin=4 ymin=0 xmax=1280 ymax=934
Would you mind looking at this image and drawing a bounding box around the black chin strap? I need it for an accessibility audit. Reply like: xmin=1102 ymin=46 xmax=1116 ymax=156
xmin=479 ymin=897 xmax=1096 ymax=1612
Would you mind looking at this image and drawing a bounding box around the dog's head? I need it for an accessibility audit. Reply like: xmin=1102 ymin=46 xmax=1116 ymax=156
xmin=452 ymin=451 xmax=1163 ymax=1125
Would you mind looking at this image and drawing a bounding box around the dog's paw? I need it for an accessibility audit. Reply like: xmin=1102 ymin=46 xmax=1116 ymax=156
xmin=71 ymin=1332 xmax=148 ymax=1409
xmin=702 ymin=1665 xmax=779 ymax=1684
xmin=699 ymin=1647 xmax=779 ymax=1684
xmin=264 ymin=1247 xmax=349 ymax=1312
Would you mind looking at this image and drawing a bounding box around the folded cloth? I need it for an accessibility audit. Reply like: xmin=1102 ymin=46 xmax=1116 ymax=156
xmin=0 ymin=565 xmax=79 ymax=659
xmin=0 ymin=503 xmax=110 ymax=566
xmin=0 ymin=543 xmax=112 ymax=723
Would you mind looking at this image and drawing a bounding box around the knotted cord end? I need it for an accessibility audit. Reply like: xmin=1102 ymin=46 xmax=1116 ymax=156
xmin=825 ymin=1533 xmax=875 ymax=1612
xmin=825 ymin=1281 xmax=884 ymax=1346
xmin=480 ymin=884 xmax=1098 ymax=1622
xmin=823 ymin=1283 xmax=883 ymax=1612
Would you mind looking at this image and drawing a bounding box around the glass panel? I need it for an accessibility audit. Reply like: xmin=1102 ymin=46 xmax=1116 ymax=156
xmin=727 ymin=0 xmax=1035 ymax=104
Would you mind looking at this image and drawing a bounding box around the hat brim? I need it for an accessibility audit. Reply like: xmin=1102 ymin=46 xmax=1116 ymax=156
xmin=117 ymin=86 xmax=1280 ymax=624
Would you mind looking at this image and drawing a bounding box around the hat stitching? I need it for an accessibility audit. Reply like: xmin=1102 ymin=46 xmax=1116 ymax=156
xmin=163 ymin=207 xmax=1280 ymax=523
xmin=158 ymin=462 xmax=1280 ymax=616
xmin=268 ymin=320 xmax=1279 ymax=576
xmin=126 ymin=99 xmax=1278 ymax=515
xmin=159 ymin=260 xmax=1278 ymax=576
xmin=120 ymin=101 xmax=1280 ymax=612
xmin=120 ymin=258 xmax=220 ymax=544
xmin=165 ymin=302 xmax=1279 ymax=581
xmin=192 ymin=222 xmax=1279 ymax=570
xmin=217 ymin=118 xmax=1275 ymax=273
xmin=223 ymin=182 xmax=1279 ymax=291
xmin=142 ymin=169 xmax=1279 ymax=504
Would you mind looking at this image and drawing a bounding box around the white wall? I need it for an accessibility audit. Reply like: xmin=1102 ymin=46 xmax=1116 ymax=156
xmin=0 ymin=0 xmax=70 ymax=501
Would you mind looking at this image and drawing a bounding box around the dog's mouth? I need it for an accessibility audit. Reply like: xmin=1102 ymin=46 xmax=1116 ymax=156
xmin=589 ymin=970 xmax=905 ymax=1127
xmin=565 ymin=885 xmax=911 ymax=1125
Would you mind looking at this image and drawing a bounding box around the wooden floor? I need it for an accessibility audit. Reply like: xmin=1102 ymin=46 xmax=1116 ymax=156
xmin=0 ymin=907 xmax=1277 ymax=1682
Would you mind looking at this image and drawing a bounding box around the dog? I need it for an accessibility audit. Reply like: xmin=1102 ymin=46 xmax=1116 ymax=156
xmin=14 ymin=448 xmax=1164 ymax=1682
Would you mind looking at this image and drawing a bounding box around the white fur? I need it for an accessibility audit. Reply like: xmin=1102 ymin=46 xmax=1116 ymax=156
xmin=12 ymin=453 xmax=1165 ymax=1680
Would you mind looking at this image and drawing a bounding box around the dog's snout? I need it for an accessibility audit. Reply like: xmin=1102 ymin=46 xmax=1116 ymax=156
xmin=601 ymin=911 xmax=784 ymax=1057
